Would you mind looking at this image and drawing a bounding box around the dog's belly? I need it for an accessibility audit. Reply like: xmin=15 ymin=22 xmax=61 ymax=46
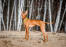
xmin=29 ymin=25 xmax=35 ymax=27
xmin=29 ymin=23 xmax=40 ymax=27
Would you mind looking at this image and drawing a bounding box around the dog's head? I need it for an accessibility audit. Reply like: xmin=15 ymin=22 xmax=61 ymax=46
xmin=21 ymin=10 xmax=28 ymax=19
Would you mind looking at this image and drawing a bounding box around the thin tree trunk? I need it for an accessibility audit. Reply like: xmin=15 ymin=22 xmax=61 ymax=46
xmin=17 ymin=0 xmax=21 ymax=31
xmin=29 ymin=0 xmax=33 ymax=19
xmin=17 ymin=0 xmax=24 ymax=31
xmin=48 ymin=0 xmax=53 ymax=32
xmin=54 ymin=0 xmax=63 ymax=32
xmin=7 ymin=0 xmax=10 ymax=30
xmin=2 ymin=14 xmax=6 ymax=31
xmin=0 ymin=0 xmax=2 ymax=31
xmin=65 ymin=21 xmax=66 ymax=32
xmin=9 ymin=3 xmax=14 ymax=31
xmin=0 ymin=0 xmax=5 ymax=31
xmin=43 ymin=0 xmax=47 ymax=32
xmin=0 ymin=16 xmax=1 ymax=31
xmin=59 ymin=5 xmax=66 ymax=31
xmin=14 ymin=0 xmax=17 ymax=30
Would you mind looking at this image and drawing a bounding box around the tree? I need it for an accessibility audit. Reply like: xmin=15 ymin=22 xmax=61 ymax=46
xmin=54 ymin=0 xmax=63 ymax=32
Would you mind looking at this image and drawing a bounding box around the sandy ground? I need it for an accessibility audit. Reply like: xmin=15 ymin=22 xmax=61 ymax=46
xmin=0 ymin=31 xmax=66 ymax=47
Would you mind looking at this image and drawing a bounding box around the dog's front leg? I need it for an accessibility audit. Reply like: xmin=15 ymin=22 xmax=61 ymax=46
xmin=25 ymin=25 xmax=29 ymax=40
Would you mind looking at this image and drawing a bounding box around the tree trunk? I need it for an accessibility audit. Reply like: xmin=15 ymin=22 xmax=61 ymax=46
xmin=54 ymin=0 xmax=63 ymax=32
xmin=14 ymin=0 xmax=17 ymax=30
xmin=7 ymin=0 xmax=10 ymax=30
xmin=43 ymin=0 xmax=47 ymax=32
xmin=17 ymin=0 xmax=25 ymax=31
xmin=0 ymin=0 xmax=5 ymax=31
xmin=59 ymin=6 xmax=66 ymax=31
xmin=48 ymin=0 xmax=53 ymax=32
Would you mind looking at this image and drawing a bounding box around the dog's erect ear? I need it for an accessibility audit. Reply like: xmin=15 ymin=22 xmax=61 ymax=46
xmin=24 ymin=10 xmax=28 ymax=16
xmin=21 ymin=10 xmax=28 ymax=19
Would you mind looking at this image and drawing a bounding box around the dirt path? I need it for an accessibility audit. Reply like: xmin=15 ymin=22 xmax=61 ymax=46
xmin=0 ymin=31 xmax=66 ymax=47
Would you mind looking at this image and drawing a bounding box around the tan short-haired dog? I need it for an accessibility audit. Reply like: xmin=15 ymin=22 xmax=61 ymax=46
xmin=21 ymin=10 xmax=52 ymax=41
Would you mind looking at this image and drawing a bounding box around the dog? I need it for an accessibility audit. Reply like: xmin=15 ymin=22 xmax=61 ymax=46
xmin=21 ymin=10 xmax=52 ymax=41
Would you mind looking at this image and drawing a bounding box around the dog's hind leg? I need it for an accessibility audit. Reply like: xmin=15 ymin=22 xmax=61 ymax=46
xmin=40 ymin=24 xmax=48 ymax=42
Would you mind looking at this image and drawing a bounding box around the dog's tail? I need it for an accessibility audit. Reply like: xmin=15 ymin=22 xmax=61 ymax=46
xmin=44 ymin=22 xmax=54 ymax=24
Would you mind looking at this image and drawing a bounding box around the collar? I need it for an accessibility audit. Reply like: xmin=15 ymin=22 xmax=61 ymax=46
xmin=24 ymin=17 xmax=28 ymax=23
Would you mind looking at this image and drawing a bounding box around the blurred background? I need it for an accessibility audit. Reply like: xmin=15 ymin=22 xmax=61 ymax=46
xmin=0 ymin=0 xmax=66 ymax=32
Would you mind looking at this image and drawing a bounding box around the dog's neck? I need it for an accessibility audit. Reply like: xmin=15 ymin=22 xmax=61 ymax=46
xmin=23 ymin=17 xmax=28 ymax=23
